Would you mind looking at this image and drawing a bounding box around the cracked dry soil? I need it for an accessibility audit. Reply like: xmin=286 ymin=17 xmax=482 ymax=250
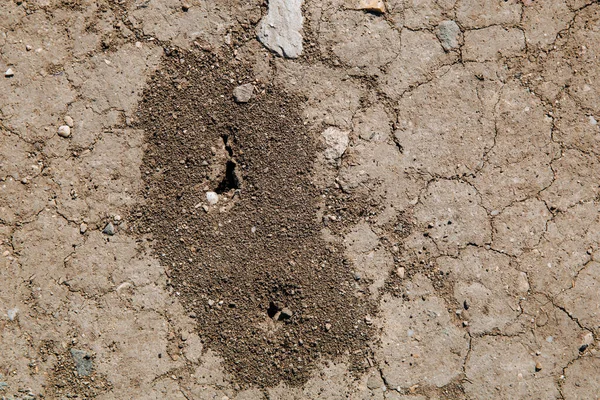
xmin=2 ymin=0 xmax=600 ymax=399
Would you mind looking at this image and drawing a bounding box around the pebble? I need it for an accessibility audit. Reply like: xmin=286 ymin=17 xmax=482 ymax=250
xmin=26 ymin=45 xmax=32 ymax=51
xmin=280 ymin=308 xmax=293 ymax=319
xmin=206 ymin=191 xmax=219 ymax=205
xmin=233 ymin=83 xmax=254 ymax=103
xmin=357 ymin=0 xmax=386 ymax=13
xmin=64 ymin=115 xmax=74 ymax=127
xmin=325 ymin=323 xmax=332 ymax=331
xmin=70 ymin=349 xmax=93 ymax=376
xmin=208 ymin=299 xmax=215 ymax=307
xmin=181 ymin=0 xmax=191 ymax=11
xmin=7 ymin=308 xmax=18 ymax=321
xmin=80 ymin=223 xmax=88 ymax=234
xmin=57 ymin=125 xmax=71 ymax=138
xmin=102 ymin=222 xmax=115 ymax=236
xmin=322 ymin=127 xmax=350 ymax=164
xmin=4 ymin=68 xmax=14 ymax=77
xmin=535 ymin=362 xmax=542 ymax=371
xmin=256 ymin=0 xmax=303 ymax=58
xmin=436 ymin=20 xmax=461 ymax=51
xmin=396 ymin=267 xmax=405 ymax=279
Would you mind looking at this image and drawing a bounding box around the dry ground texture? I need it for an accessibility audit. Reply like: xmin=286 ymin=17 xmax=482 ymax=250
xmin=1 ymin=0 xmax=600 ymax=398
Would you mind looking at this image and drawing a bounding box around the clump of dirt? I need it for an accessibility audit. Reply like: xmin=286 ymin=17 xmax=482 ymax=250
xmin=131 ymin=48 xmax=374 ymax=387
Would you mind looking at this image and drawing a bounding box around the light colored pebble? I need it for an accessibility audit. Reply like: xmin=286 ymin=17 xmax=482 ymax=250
xmin=396 ymin=267 xmax=405 ymax=279
xmin=206 ymin=191 xmax=219 ymax=205
xmin=357 ymin=0 xmax=386 ymax=13
xmin=57 ymin=125 xmax=71 ymax=138
xmin=5 ymin=68 xmax=14 ymax=77
xmin=65 ymin=115 xmax=74 ymax=127
xmin=7 ymin=308 xmax=18 ymax=321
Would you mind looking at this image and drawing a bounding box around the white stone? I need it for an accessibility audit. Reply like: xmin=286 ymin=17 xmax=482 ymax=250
xmin=437 ymin=21 xmax=461 ymax=51
xmin=4 ymin=68 xmax=14 ymax=77
xmin=357 ymin=0 xmax=386 ymax=13
xmin=322 ymin=127 xmax=349 ymax=164
xmin=57 ymin=125 xmax=71 ymax=138
xmin=65 ymin=115 xmax=74 ymax=127
xmin=206 ymin=191 xmax=219 ymax=205
xmin=7 ymin=308 xmax=18 ymax=321
xmin=256 ymin=0 xmax=303 ymax=58
xmin=233 ymin=84 xmax=254 ymax=103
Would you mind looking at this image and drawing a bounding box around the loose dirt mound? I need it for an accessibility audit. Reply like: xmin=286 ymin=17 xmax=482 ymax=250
xmin=131 ymin=49 xmax=374 ymax=387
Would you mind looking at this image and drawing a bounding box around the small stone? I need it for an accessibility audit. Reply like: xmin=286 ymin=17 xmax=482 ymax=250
xmin=7 ymin=308 xmax=18 ymax=321
xmin=396 ymin=267 xmax=405 ymax=279
xmin=79 ymin=223 xmax=88 ymax=234
xmin=279 ymin=308 xmax=293 ymax=319
xmin=102 ymin=222 xmax=115 ymax=236
xmin=64 ymin=115 xmax=74 ymax=127
xmin=581 ymin=332 xmax=594 ymax=346
xmin=535 ymin=362 xmax=542 ymax=372
xmin=70 ymin=349 xmax=93 ymax=376
xmin=322 ymin=127 xmax=350 ymax=165
xmin=579 ymin=344 xmax=589 ymax=352
xmin=57 ymin=125 xmax=71 ymax=138
xmin=202 ymin=205 xmax=209 ymax=212
xmin=181 ymin=0 xmax=191 ymax=11
xmin=256 ymin=0 xmax=303 ymax=58
xmin=208 ymin=299 xmax=215 ymax=307
xmin=233 ymin=83 xmax=254 ymax=103
xmin=365 ymin=316 xmax=373 ymax=325
xmin=206 ymin=191 xmax=219 ymax=205
xmin=436 ymin=20 xmax=461 ymax=51
xmin=21 ymin=178 xmax=29 ymax=184
xmin=357 ymin=0 xmax=386 ymax=13
xmin=325 ymin=323 xmax=332 ymax=331
xmin=4 ymin=68 xmax=14 ymax=77
xmin=367 ymin=374 xmax=383 ymax=390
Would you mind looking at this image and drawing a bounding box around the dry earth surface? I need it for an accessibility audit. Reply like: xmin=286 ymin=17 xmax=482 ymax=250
xmin=1 ymin=0 xmax=600 ymax=399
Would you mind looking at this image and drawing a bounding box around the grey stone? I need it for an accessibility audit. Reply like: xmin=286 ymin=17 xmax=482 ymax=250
xmin=70 ymin=349 xmax=93 ymax=376
xmin=233 ymin=83 xmax=254 ymax=103
xmin=436 ymin=20 xmax=461 ymax=51
xmin=279 ymin=308 xmax=293 ymax=319
xmin=102 ymin=222 xmax=115 ymax=235
xmin=256 ymin=0 xmax=303 ymax=58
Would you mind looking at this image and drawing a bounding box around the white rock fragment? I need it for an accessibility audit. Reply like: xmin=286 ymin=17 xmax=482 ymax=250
xmin=589 ymin=115 xmax=597 ymax=125
xmin=65 ymin=115 xmax=74 ymax=127
xmin=57 ymin=125 xmax=71 ymax=138
xmin=437 ymin=20 xmax=461 ymax=51
xmin=396 ymin=267 xmax=405 ymax=279
xmin=356 ymin=0 xmax=386 ymax=13
xmin=256 ymin=0 xmax=303 ymax=58
xmin=7 ymin=308 xmax=18 ymax=321
xmin=233 ymin=83 xmax=254 ymax=103
xmin=206 ymin=191 xmax=219 ymax=205
xmin=5 ymin=68 xmax=14 ymax=77
xmin=322 ymin=127 xmax=349 ymax=165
